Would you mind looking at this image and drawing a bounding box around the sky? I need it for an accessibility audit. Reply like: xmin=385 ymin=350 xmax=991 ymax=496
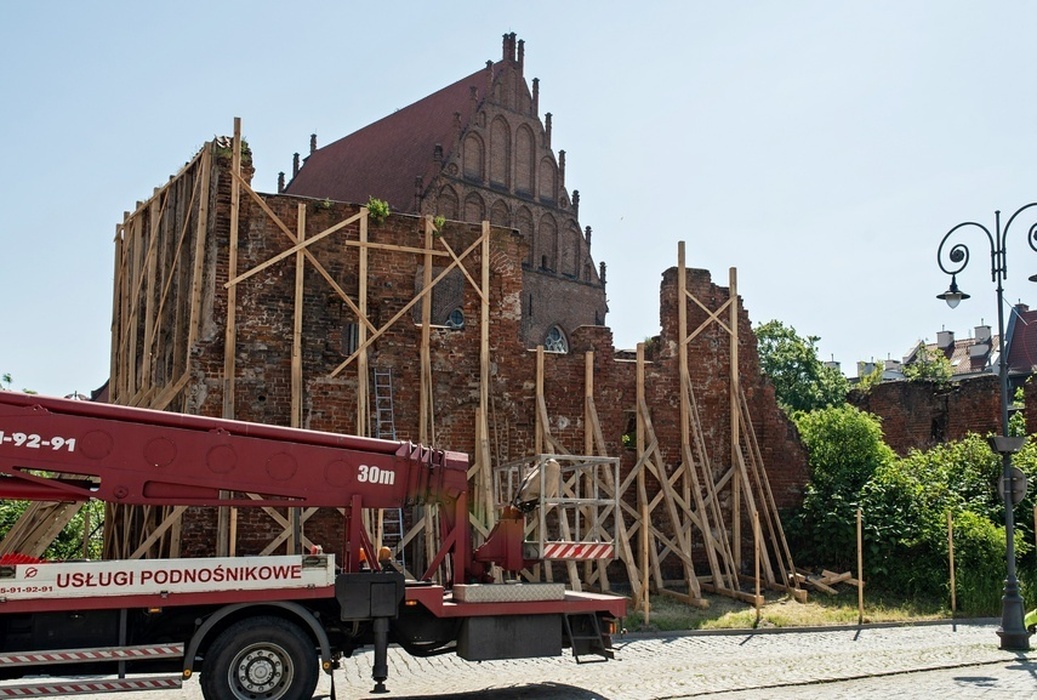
xmin=3 ymin=1 xmax=1037 ymax=398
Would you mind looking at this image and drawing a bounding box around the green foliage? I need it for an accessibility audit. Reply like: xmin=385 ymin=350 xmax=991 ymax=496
xmin=794 ymin=406 xmax=895 ymax=494
xmin=903 ymin=343 xmax=953 ymax=384
xmin=787 ymin=406 xmax=895 ymax=567
xmin=951 ymin=511 xmax=1010 ymax=616
xmin=432 ymin=215 xmax=446 ymax=231
xmin=790 ymin=420 xmax=1037 ymax=615
xmin=854 ymin=363 xmax=885 ymax=392
xmin=755 ymin=320 xmax=848 ymax=413
xmin=1010 ymin=386 xmax=1027 ymax=437
xmin=366 ymin=196 xmax=390 ymax=224
xmin=1 ymin=373 xmax=10 ymax=390
xmin=0 ymin=499 xmax=103 ymax=560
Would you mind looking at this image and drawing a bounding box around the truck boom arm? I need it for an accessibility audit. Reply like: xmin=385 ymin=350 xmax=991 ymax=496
xmin=0 ymin=393 xmax=468 ymax=510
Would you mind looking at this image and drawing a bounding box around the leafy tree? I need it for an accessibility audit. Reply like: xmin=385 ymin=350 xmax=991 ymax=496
xmin=755 ymin=320 xmax=848 ymax=413
xmin=903 ymin=343 xmax=952 ymax=383
xmin=786 ymin=406 xmax=895 ymax=567
xmin=855 ymin=363 xmax=885 ymax=392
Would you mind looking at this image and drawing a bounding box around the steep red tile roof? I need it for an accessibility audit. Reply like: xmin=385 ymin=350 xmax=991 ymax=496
xmin=1007 ymin=306 xmax=1037 ymax=372
xmin=286 ymin=63 xmax=501 ymax=212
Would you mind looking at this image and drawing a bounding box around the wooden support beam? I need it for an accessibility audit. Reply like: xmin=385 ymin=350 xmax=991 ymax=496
xmin=217 ymin=117 xmax=242 ymax=558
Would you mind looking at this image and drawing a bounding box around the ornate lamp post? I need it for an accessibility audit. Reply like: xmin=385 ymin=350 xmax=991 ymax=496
xmin=935 ymin=203 xmax=1037 ymax=651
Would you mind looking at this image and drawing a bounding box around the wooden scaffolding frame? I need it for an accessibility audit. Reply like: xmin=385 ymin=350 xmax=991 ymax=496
xmin=1 ymin=116 xmax=497 ymax=565
xmin=2 ymin=121 xmax=803 ymax=613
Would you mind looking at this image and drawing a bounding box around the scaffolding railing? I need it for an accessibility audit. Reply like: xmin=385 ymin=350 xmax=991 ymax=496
xmin=494 ymin=454 xmax=619 ymax=561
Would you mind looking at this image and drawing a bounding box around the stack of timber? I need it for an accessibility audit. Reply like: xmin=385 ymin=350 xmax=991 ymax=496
xmin=792 ymin=568 xmax=862 ymax=595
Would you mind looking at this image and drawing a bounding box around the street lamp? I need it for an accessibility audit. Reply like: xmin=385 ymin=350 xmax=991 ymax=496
xmin=935 ymin=203 xmax=1037 ymax=651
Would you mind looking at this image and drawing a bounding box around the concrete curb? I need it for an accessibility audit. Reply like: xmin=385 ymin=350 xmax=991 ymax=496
xmin=618 ymin=616 xmax=1002 ymax=640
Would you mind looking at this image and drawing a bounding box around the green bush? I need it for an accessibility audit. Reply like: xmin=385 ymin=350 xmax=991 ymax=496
xmin=950 ymin=510 xmax=1008 ymax=616
xmin=0 ymin=499 xmax=103 ymax=561
xmin=788 ymin=419 xmax=1037 ymax=615
xmin=787 ymin=406 xmax=895 ymax=568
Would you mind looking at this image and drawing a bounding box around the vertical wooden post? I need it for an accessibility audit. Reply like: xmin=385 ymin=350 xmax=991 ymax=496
xmin=585 ymin=351 xmax=594 ymax=456
xmin=217 ymin=117 xmax=242 ymax=558
xmin=357 ymin=208 xmax=369 ymax=436
xmin=186 ymin=145 xmax=212 ymax=359
xmin=534 ymin=345 xmax=547 ymax=582
xmin=857 ymin=507 xmax=864 ymax=624
xmin=288 ymin=203 xmax=306 ymax=555
xmin=754 ymin=510 xmax=761 ymax=624
xmin=479 ymin=222 xmax=494 ymax=528
xmin=584 ymin=351 xmax=602 ymax=587
xmin=142 ymin=199 xmax=161 ymax=392
xmin=419 ymin=216 xmax=434 ymax=444
xmin=947 ymin=510 xmax=956 ymax=616
xmin=535 ymin=347 xmax=545 ymax=455
xmin=641 ymin=501 xmax=650 ymax=624
xmin=111 ymin=223 xmax=124 ymax=402
xmin=730 ymin=267 xmax=741 ymax=571
xmin=420 ymin=217 xmax=436 ymax=573
xmin=82 ymin=507 xmax=91 ymax=559
xmin=291 ymin=203 xmax=306 ymax=429
xmin=636 ymin=342 xmax=649 ymax=598
xmin=222 ymin=116 xmax=241 ymax=421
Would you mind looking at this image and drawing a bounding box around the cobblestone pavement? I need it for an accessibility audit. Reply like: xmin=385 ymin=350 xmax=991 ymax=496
xmin=333 ymin=620 xmax=1035 ymax=699
xmin=5 ymin=620 xmax=1035 ymax=699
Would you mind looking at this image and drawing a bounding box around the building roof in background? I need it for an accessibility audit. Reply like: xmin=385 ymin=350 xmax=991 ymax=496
xmin=285 ymin=62 xmax=499 ymax=212
xmin=1006 ymin=304 xmax=1037 ymax=373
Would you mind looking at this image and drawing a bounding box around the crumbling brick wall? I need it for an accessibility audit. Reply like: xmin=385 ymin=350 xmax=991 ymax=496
xmin=849 ymin=374 xmax=1001 ymax=456
xmin=116 ymin=147 xmax=810 ymax=583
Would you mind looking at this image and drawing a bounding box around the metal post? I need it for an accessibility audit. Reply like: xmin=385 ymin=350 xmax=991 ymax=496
xmin=935 ymin=203 xmax=1037 ymax=651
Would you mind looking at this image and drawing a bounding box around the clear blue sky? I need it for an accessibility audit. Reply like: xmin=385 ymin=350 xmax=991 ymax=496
xmin=3 ymin=1 xmax=1037 ymax=397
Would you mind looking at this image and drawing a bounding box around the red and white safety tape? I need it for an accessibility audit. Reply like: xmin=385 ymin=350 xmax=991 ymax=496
xmin=0 ymin=644 xmax=183 ymax=667
xmin=542 ymin=542 xmax=614 ymax=560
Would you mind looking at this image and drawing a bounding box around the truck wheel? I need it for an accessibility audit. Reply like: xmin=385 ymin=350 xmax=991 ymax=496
xmin=200 ymin=616 xmax=318 ymax=700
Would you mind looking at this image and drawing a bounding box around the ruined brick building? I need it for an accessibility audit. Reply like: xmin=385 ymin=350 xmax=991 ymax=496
xmin=85 ymin=35 xmax=811 ymax=603
xmin=284 ymin=33 xmax=605 ymax=349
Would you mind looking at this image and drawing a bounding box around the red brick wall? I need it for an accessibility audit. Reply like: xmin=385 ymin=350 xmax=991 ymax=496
xmin=848 ymin=374 xmax=1001 ymax=456
xmin=124 ymin=152 xmax=809 ymax=581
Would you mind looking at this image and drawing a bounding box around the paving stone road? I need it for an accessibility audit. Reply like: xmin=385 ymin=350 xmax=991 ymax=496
xmin=5 ymin=620 xmax=1035 ymax=699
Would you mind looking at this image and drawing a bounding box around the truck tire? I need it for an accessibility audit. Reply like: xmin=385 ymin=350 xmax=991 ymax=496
xmin=200 ymin=616 xmax=318 ymax=700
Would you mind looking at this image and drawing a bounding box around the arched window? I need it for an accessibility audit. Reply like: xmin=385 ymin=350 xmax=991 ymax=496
xmin=464 ymin=192 xmax=486 ymax=222
xmin=516 ymin=125 xmax=535 ymax=195
xmin=490 ymin=116 xmax=511 ymax=188
xmin=490 ymin=199 xmax=510 ymax=227
xmin=544 ymin=325 xmax=568 ymax=354
xmin=538 ymin=213 xmax=558 ymax=271
xmin=437 ymin=186 xmax=459 ymax=219
xmin=538 ymin=157 xmax=557 ymax=202
xmin=463 ymin=133 xmax=485 ymax=182
xmin=515 ymin=206 xmax=534 ymax=266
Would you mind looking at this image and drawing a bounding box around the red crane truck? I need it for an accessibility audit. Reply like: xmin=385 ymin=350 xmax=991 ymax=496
xmin=0 ymin=392 xmax=625 ymax=699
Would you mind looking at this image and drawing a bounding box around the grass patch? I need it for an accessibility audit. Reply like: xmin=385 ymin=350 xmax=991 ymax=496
xmin=622 ymin=588 xmax=950 ymax=633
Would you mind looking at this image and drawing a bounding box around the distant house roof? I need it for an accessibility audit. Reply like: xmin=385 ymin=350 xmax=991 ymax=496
xmin=285 ymin=63 xmax=499 ymax=212
xmin=902 ymin=304 xmax=1037 ymax=380
xmin=1006 ymin=304 xmax=1037 ymax=374
xmin=904 ymin=327 xmax=998 ymax=379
